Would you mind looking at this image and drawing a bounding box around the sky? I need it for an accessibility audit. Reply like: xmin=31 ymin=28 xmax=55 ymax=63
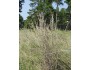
xmin=20 ymin=0 xmax=68 ymax=20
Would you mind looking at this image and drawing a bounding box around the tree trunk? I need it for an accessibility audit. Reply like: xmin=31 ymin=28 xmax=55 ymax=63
xmin=50 ymin=14 xmax=54 ymax=30
xmin=55 ymin=4 xmax=58 ymax=30
xmin=65 ymin=22 xmax=70 ymax=31
xmin=55 ymin=13 xmax=57 ymax=29
xmin=38 ymin=12 xmax=45 ymax=28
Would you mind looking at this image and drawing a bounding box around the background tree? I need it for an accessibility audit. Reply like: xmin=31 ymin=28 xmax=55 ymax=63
xmin=28 ymin=0 xmax=60 ymax=29
xmin=24 ymin=15 xmax=36 ymax=29
xmin=65 ymin=0 xmax=71 ymax=30
xmin=19 ymin=0 xmax=24 ymax=12
xmin=19 ymin=0 xmax=24 ymax=29
xmin=19 ymin=14 xmax=24 ymax=29
xmin=54 ymin=0 xmax=63 ymax=29
xmin=57 ymin=8 xmax=67 ymax=30
xmin=22 ymin=0 xmax=71 ymax=30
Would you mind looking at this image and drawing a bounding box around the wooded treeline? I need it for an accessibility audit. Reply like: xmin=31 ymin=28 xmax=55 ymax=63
xmin=19 ymin=0 xmax=71 ymax=30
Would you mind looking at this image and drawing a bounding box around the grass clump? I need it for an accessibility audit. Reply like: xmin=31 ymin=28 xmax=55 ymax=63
xmin=19 ymin=28 xmax=71 ymax=70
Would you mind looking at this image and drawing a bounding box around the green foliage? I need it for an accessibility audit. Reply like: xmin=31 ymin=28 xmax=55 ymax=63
xmin=24 ymin=16 xmax=34 ymax=29
xmin=65 ymin=0 xmax=71 ymax=30
xmin=19 ymin=0 xmax=24 ymax=29
xmin=20 ymin=0 xmax=71 ymax=30
xmin=19 ymin=0 xmax=24 ymax=12
xmin=19 ymin=14 xmax=24 ymax=29
xmin=57 ymin=8 xmax=66 ymax=29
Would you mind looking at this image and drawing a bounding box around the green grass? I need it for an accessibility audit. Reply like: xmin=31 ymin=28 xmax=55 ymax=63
xmin=19 ymin=28 xmax=71 ymax=70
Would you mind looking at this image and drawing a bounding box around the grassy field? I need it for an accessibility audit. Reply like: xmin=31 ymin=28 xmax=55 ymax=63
xmin=19 ymin=28 xmax=71 ymax=70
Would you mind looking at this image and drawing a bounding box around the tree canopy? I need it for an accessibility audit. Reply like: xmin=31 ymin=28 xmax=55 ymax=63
xmin=19 ymin=0 xmax=71 ymax=30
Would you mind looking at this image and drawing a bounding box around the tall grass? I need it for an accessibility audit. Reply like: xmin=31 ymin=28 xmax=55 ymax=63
xmin=19 ymin=28 xmax=71 ymax=70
